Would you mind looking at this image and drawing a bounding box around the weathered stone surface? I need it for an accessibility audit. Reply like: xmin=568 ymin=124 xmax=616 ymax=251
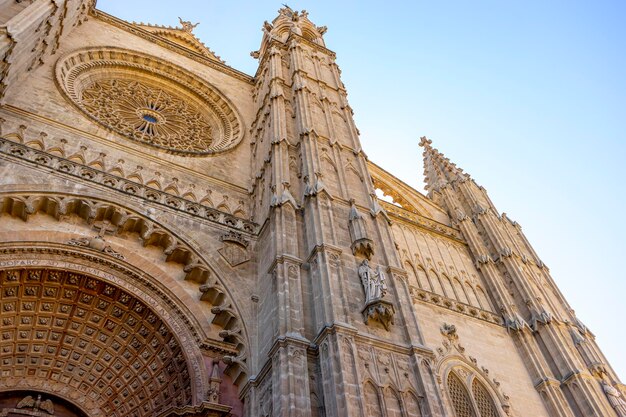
xmin=0 ymin=4 xmax=622 ymax=417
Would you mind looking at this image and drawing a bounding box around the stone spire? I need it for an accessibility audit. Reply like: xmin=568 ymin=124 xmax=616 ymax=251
xmin=419 ymin=136 xmax=469 ymax=195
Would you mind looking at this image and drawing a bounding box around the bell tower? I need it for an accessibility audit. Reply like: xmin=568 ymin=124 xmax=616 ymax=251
xmin=247 ymin=7 xmax=440 ymax=416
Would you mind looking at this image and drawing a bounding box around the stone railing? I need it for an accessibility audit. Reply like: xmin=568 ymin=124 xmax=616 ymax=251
xmin=381 ymin=200 xmax=463 ymax=242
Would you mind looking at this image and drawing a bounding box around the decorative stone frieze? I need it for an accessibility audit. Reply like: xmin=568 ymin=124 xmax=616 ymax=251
xmin=381 ymin=201 xmax=464 ymax=242
xmin=410 ymin=288 xmax=502 ymax=325
xmin=0 ymin=137 xmax=257 ymax=234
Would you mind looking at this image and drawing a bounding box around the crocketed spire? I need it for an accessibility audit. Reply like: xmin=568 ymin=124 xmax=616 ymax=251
xmin=419 ymin=136 xmax=469 ymax=194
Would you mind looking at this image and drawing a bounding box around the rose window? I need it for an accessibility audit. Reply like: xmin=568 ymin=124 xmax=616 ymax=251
xmin=80 ymin=79 xmax=214 ymax=153
xmin=55 ymin=48 xmax=243 ymax=155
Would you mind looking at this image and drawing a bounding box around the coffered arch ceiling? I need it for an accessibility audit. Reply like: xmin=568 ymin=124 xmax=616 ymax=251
xmin=0 ymin=267 xmax=193 ymax=416
xmin=0 ymin=192 xmax=251 ymax=398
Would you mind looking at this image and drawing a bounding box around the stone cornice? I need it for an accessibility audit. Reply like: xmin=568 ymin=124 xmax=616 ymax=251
xmin=91 ymin=9 xmax=254 ymax=84
xmin=305 ymin=243 xmax=343 ymax=264
xmin=266 ymin=254 xmax=304 ymax=274
xmin=382 ymin=201 xmax=466 ymax=243
xmin=411 ymin=288 xmax=503 ymax=326
xmin=312 ymin=323 xmax=359 ymax=346
xmin=0 ymin=136 xmax=259 ymax=235
xmin=311 ymin=323 xmax=435 ymax=358
xmin=1 ymin=105 xmax=249 ymax=195
xmin=156 ymin=401 xmax=232 ymax=417
xmin=533 ymin=376 xmax=562 ymax=390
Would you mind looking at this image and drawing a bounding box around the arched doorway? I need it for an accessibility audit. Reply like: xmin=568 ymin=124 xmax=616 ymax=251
xmin=0 ymin=267 xmax=194 ymax=416
xmin=0 ymin=192 xmax=251 ymax=416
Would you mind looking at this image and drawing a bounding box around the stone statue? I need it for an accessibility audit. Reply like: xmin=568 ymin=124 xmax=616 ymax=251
xmin=602 ymin=381 xmax=626 ymax=417
xmin=16 ymin=394 xmax=54 ymax=414
xmin=358 ymin=260 xmax=387 ymax=303
xmin=178 ymin=17 xmax=199 ymax=33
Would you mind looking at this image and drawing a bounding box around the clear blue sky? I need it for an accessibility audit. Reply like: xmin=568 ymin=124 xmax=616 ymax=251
xmin=98 ymin=1 xmax=626 ymax=380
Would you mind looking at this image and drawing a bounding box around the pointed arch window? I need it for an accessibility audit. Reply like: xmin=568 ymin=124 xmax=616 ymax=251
xmin=472 ymin=379 xmax=499 ymax=417
xmin=447 ymin=371 xmax=502 ymax=417
xmin=448 ymin=373 xmax=477 ymax=417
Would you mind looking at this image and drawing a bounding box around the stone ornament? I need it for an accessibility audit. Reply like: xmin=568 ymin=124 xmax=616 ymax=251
xmin=358 ymin=260 xmax=395 ymax=330
xmin=218 ymin=231 xmax=250 ymax=266
xmin=602 ymin=381 xmax=626 ymax=417
xmin=16 ymin=395 xmax=54 ymax=415
xmin=348 ymin=199 xmax=374 ymax=259
xmin=178 ymin=17 xmax=200 ymax=33
xmin=55 ymin=48 xmax=244 ymax=155
xmin=441 ymin=323 xmax=458 ymax=340
xmin=66 ymin=220 xmax=125 ymax=260
xmin=207 ymin=360 xmax=223 ymax=404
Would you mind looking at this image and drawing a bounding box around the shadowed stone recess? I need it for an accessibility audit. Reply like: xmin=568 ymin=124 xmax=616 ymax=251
xmin=0 ymin=269 xmax=192 ymax=417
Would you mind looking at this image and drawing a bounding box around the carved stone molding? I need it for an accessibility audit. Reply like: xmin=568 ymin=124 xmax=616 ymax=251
xmin=410 ymin=288 xmax=502 ymax=326
xmin=380 ymin=200 xmax=464 ymax=242
xmin=0 ymin=194 xmax=250 ymax=386
xmin=55 ymin=47 xmax=244 ymax=155
xmin=67 ymin=235 xmax=125 ymax=260
xmin=0 ymin=136 xmax=257 ymax=234
xmin=435 ymin=324 xmax=513 ymax=416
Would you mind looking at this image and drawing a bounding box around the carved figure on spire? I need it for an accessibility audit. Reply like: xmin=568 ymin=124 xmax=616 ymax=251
xmin=602 ymin=380 xmax=626 ymax=417
xmin=178 ymin=17 xmax=199 ymax=33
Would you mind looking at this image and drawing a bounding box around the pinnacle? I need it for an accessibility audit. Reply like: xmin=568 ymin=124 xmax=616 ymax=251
xmin=420 ymin=136 xmax=469 ymax=194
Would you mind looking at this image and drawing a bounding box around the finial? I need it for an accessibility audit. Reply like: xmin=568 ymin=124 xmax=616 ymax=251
xmin=178 ymin=17 xmax=199 ymax=33
xmin=419 ymin=136 xmax=432 ymax=147
xmin=279 ymin=4 xmax=295 ymax=18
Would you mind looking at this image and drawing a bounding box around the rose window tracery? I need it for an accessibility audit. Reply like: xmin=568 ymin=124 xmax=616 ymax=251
xmin=55 ymin=48 xmax=244 ymax=155
xmin=80 ymin=79 xmax=214 ymax=153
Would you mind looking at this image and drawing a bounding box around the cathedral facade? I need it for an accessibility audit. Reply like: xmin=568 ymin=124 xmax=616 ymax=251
xmin=0 ymin=2 xmax=623 ymax=417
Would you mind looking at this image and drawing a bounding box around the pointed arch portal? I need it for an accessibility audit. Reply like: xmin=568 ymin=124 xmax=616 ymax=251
xmin=0 ymin=240 xmax=241 ymax=417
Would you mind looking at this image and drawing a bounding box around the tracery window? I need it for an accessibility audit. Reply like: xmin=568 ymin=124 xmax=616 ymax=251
xmin=472 ymin=379 xmax=499 ymax=417
xmin=448 ymin=373 xmax=477 ymax=417
xmin=447 ymin=371 xmax=502 ymax=417
xmin=55 ymin=48 xmax=244 ymax=156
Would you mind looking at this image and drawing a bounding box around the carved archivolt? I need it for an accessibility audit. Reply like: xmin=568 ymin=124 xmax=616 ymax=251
xmin=0 ymin=192 xmax=250 ymax=388
xmin=436 ymin=325 xmax=512 ymax=417
xmin=55 ymin=47 xmax=244 ymax=155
